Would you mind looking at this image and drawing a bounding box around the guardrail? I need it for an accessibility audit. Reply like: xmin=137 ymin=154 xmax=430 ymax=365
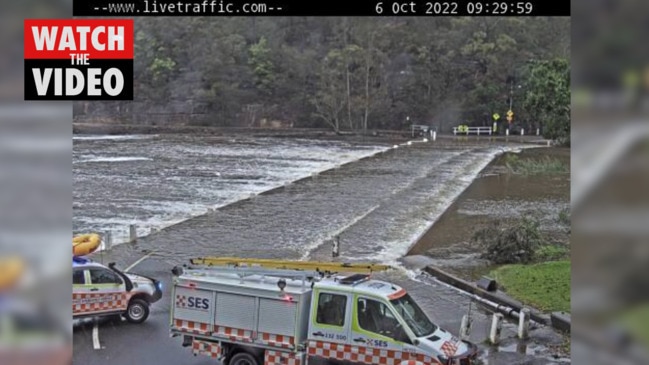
xmin=453 ymin=126 xmax=493 ymax=135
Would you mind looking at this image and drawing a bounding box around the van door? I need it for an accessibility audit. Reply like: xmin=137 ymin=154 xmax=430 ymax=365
xmin=349 ymin=295 xmax=414 ymax=362
xmin=307 ymin=290 xmax=351 ymax=347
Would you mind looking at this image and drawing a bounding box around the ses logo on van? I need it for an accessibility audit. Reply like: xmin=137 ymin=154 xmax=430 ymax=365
xmin=176 ymin=294 xmax=210 ymax=311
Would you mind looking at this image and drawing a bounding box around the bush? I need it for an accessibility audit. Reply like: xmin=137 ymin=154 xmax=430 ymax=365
xmin=536 ymin=244 xmax=569 ymax=261
xmin=557 ymin=208 xmax=570 ymax=226
xmin=473 ymin=217 xmax=542 ymax=264
xmin=505 ymin=154 xmax=569 ymax=175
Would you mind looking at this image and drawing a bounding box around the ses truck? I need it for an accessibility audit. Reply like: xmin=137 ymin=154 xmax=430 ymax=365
xmin=170 ymin=258 xmax=478 ymax=365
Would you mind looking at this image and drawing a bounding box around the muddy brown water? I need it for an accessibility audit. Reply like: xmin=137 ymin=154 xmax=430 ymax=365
xmin=407 ymin=147 xmax=570 ymax=280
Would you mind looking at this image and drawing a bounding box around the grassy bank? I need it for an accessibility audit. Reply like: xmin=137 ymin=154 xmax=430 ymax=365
xmin=490 ymin=260 xmax=570 ymax=312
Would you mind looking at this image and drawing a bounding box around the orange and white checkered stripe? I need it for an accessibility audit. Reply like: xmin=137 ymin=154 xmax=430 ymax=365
xmin=259 ymin=332 xmax=295 ymax=349
xmin=264 ymin=350 xmax=304 ymax=365
xmin=72 ymin=292 xmax=128 ymax=314
xmin=307 ymin=341 xmax=442 ymax=365
xmin=440 ymin=341 xmax=458 ymax=358
xmin=192 ymin=339 xmax=221 ymax=358
xmin=213 ymin=326 xmax=254 ymax=342
xmin=173 ymin=319 xmax=211 ymax=335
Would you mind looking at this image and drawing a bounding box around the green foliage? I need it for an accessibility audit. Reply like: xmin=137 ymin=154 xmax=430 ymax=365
xmin=505 ymin=154 xmax=569 ymax=175
xmin=522 ymin=58 xmax=571 ymax=144
xmin=249 ymin=37 xmax=276 ymax=93
xmin=149 ymin=57 xmax=176 ymax=82
xmin=490 ymin=260 xmax=570 ymax=312
xmin=557 ymin=208 xmax=570 ymax=226
xmin=473 ymin=216 xmax=543 ymax=264
xmin=536 ymin=244 xmax=569 ymax=262
xmin=78 ymin=18 xmax=570 ymax=129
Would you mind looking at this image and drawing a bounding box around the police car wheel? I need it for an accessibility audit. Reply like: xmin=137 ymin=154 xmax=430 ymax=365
xmin=125 ymin=299 xmax=149 ymax=324
xmin=229 ymin=352 xmax=259 ymax=365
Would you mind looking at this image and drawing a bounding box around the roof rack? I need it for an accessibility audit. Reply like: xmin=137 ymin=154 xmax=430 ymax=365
xmin=189 ymin=257 xmax=392 ymax=274
xmin=176 ymin=258 xmax=392 ymax=290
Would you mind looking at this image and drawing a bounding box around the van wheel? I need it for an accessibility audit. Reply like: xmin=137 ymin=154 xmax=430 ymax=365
xmin=125 ymin=298 xmax=149 ymax=323
xmin=229 ymin=352 xmax=259 ymax=365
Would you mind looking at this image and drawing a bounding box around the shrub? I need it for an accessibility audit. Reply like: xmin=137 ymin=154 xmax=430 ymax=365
xmin=473 ymin=217 xmax=543 ymax=264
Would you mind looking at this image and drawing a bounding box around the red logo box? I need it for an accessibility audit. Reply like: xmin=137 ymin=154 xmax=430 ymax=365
xmin=24 ymin=19 xmax=134 ymax=100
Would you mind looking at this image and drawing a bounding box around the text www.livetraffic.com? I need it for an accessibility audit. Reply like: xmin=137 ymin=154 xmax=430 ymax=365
xmin=99 ymin=0 xmax=282 ymax=14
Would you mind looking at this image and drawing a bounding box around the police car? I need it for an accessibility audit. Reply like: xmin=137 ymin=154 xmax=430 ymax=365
xmin=72 ymin=256 xmax=162 ymax=323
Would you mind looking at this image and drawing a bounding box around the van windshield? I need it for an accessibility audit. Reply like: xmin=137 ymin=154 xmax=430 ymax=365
xmin=390 ymin=293 xmax=437 ymax=337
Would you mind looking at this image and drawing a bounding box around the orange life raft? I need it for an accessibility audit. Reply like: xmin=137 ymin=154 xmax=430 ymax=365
xmin=73 ymin=233 xmax=101 ymax=256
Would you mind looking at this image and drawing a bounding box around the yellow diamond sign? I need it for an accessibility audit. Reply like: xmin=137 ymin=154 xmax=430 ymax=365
xmin=507 ymin=110 xmax=514 ymax=117
xmin=492 ymin=113 xmax=500 ymax=121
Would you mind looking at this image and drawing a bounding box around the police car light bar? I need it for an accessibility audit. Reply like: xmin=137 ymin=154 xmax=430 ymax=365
xmin=73 ymin=256 xmax=91 ymax=264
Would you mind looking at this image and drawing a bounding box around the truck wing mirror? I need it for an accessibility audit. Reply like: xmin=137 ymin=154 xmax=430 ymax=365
xmin=172 ymin=266 xmax=184 ymax=276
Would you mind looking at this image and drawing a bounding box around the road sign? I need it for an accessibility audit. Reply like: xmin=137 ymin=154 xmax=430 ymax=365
xmin=507 ymin=110 xmax=514 ymax=117
xmin=492 ymin=113 xmax=500 ymax=121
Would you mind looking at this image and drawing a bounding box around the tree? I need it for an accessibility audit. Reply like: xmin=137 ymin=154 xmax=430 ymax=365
xmin=522 ymin=58 xmax=570 ymax=144
xmin=249 ymin=37 xmax=276 ymax=95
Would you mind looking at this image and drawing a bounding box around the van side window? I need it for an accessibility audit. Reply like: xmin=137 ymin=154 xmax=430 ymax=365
xmin=357 ymin=298 xmax=409 ymax=343
xmin=73 ymin=270 xmax=85 ymax=285
xmin=316 ymin=293 xmax=346 ymax=327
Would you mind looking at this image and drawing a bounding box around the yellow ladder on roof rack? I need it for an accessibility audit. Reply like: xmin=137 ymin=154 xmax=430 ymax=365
xmin=189 ymin=257 xmax=392 ymax=274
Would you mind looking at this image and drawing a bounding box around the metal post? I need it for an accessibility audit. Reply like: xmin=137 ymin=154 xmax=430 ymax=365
xmin=509 ymin=81 xmax=514 ymax=111
xmin=506 ymin=129 xmax=510 ymax=136
xmin=332 ymin=236 xmax=340 ymax=258
xmin=518 ymin=308 xmax=530 ymax=339
xmin=432 ymin=131 xmax=437 ymax=141
xmin=104 ymin=231 xmax=112 ymax=251
xmin=536 ymin=128 xmax=540 ymax=136
xmin=521 ymin=128 xmax=525 ymax=136
xmin=129 ymin=224 xmax=137 ymax=242
xmin=489 ymin=313 xmax=503 ymax=345
xmin=460 ymin=315 xmax=471 ymax=341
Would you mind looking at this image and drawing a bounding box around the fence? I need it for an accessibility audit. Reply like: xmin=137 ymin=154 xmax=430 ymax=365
xmin=453 ymin=126 xmax=493 ymax=135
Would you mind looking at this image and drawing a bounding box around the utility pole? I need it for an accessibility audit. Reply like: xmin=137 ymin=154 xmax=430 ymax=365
xmin=509 ymin=81 xmax=514 ymax=111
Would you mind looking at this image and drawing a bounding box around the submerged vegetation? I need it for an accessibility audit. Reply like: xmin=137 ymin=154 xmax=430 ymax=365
xmin=473 ymin=216 xmax=543 ymax=264
xmin=505 ymin=154 xmax=569 ymax=175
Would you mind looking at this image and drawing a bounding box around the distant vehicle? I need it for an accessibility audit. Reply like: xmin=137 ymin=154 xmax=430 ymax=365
xmin=170 ymin=258 xmax=479 ymax=365
xmin=72 ymin=256 xmax=162 ymax=323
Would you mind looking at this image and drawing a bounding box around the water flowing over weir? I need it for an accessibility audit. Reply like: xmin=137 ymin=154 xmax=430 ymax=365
xmin=73 ymin=134 xmax=526 ymax=262
xmin=74 ymin=135 xmax=570 ymax=363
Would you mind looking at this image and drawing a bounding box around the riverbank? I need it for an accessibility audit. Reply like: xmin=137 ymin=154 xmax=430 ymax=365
xmin=407 ymin=146 xmax=571 ymax=312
